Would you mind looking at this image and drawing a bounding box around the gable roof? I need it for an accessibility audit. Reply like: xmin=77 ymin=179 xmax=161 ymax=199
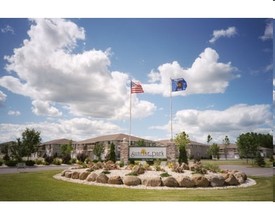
xmin=77 ymin=133 xmax=154 ymax=144
xmin=41 ymin=138 xmax=76 ymax=145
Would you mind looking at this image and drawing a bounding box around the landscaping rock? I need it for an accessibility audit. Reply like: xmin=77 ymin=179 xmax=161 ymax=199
xmin=123 ymin=176 xmax=141 ymax=186
xmin=96 ymin=173 xmax=109 ymax=184
xmin=162 ymin=177 xmax=179 ymax=187
xmin=64 ymin=171 xmax=72 ymax=178
xmin=225 ymin=174 xmax=239 ymax=185
xmin=177 ymin=176 xmax=195 ymax=187
xmin=142 ymin=177 xmax=162 ymax=187
xmin=71 ymin=171 xmax=80 ymax=179
xmin=206 ymin=174 xmax=225 ymax=187
xmin=180 ymin=163 xmax=189 ymax=170
xmin=234 ymin=171 xmax=247 ymax=184
xmin=192 ymin=174 xmax=210 ymax=187
xmin=108 ymin=176 xmax=123 ymax=185
xmin=79 ymin=171 xmax=90 ymax=180
xmin=132 ymin=165 xmax=145 ymax=174
xmin=87 ymin=173 xmax=98 ymax=182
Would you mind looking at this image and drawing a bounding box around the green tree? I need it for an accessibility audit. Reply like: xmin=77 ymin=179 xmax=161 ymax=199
xmin=255 ymin=152 xmax=266 ymax=167
xmin=207 ymin=134 xmax=212 ymax=144
xmin=22 ymin=128 xmax=42 ymax=159
xmin=93 ymin=143 xmax=104 ymax=161
xmin=236 ymin=132 xmax=259 ymax=164
xmin=223 ymin=135 xmax=230 ymax=160
xmin=109 ymin=143 xmax=116 ymax=162
xmin=207 ymin=143 xmax=220 ymax=159
xmin=61 ymin=140 xmax=73 ymax=164
xmin=10 ymin=138 xmax=25 ymax=161
xmin=174 ymin=131 xmax=190 ymax=164
xmin=136 ymin=139 xmax=145 ymax=147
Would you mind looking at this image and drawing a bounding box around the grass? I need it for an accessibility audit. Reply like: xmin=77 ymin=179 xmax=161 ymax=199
xmin=0 ymin=169 xmax=273 ymax=201
xmin=201 ymin=159 xmax=273 ymax=167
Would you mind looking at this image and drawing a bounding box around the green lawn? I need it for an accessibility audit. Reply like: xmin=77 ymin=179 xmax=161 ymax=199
xmin=201 ymin=159 xmax=273 ymax=167
xmin=0 ymin=170 xmax=273 ymax=201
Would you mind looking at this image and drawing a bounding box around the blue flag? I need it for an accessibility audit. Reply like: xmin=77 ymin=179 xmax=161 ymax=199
xmin=171 ymin=78 xmax=187 ymax=92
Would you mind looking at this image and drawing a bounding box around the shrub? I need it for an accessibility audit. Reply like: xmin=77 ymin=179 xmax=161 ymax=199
xmin=70 ymin=158 xmax=77 ymax=164
xmin=44 ymin=156 xmax=53 ymax=165
xmin=126 ymin=171 xmax=138 ymax=176
xmin=25 ymin=160 xmax=35 ymax=166
xmin=101 ymin=170 xmax=111 ymax=174
xmin=203 ymin=163 xmax=220 ymax=173
xmin=77 ymin=153 xmax=88 ymax=163
xmin=3 ymin=154 xmax=10 ymax=161
xmin=5 ymin=160 xmax=18 ymax=167
xmin=0 ymin=160 xmax=3 ymax=166
xmin=35 ymin=158 xmax=44 ymax=165
xmin=118 ymin=160 xmax=124 ymax=167
xmin=160 ymin=172 xmax=171 ymax=177
xmin=255 ymin=152 xmax=266 ymax=167
xmin=62 ymin=154 xmax=71 ymax=164
xmin=52 ymin=158 xmax=62 ymax=165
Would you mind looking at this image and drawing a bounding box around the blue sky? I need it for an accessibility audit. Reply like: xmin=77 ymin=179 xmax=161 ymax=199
xmin=0 ymin=18 xmax=273 ymax=144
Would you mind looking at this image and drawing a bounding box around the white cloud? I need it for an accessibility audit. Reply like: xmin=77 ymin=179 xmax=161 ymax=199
xmin=32 ymin=100 xmax=62 ymax=117
xmin=0 ymin=18 xmax=156 ymax=119
xmin=151 ymin=104 xmax=272 ymax=143
xmin=1 ymin=25 xmax=14 ymax=34
xmin=143 ymin=47 xmax=238 ymax=97
xmin=259 ymin=19 xmax=273 ymax=41
xmin=0 ymin=117 xmax=122 ymax=142
xmin=0 ymin=90 xmax=7 ymax=104
xmin=8 ymin=110 xmax=21 ymax=116
xmin=209 ymin=26 xmax=237 ymax=43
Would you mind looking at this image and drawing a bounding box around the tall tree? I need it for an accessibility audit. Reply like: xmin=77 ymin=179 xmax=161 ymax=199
xmin=223 ymin=135 xmax=230 ymax=160
xmin=61 ymin=140 xmax=73 ymax=164
xmin=93 ymin=143 xmax=105 ymax=161
xmin=207 ymin=143 xmax=220 ymax=159
xmin=109 ymin=143 xmax=116 ymax=162
xmin=207 ymin=134 xmax=212 ymax=145
xmin=236 ymin=132 xmax=259 ymax=164
xmin=22 ymin=128 xmax=42 ymax=159
xmin=174 ymin=131 xmax=190 ymax=164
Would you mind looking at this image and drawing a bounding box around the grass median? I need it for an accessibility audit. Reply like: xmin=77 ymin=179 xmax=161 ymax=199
xmin=0 ymin=169 xmax=273 ymax=201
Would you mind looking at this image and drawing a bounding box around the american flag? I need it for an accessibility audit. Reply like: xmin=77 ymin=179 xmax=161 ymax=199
xmin=131 ymin=81 xmax=144 ymax=93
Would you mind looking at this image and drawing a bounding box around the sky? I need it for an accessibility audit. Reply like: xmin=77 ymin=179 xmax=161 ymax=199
xmin=0 ymin=18 xmax=273 ymax=144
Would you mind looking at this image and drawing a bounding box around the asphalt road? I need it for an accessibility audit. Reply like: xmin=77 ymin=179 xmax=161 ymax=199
xmin=219 ymin=165 xmax=273 ymax=177
xmin=0 ymin=164 xmax=74 ymax=174
xmin=0 ymin=164 xmax=273 ymax=176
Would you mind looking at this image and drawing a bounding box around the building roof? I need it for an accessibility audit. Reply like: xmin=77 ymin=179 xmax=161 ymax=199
xmin=41 ymin=138 xmax=76 ymax=145
xmin=156 ymin=139 xmax=208 ymax=146
xmin=77 ymin=133 xmax=154 ymax=144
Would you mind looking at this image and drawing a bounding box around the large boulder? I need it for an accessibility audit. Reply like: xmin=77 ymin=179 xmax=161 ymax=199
xmin=132 ymin=165 xmax=145 ymax=175
xmin=206 ymin=174 xmax=225 ymax=187
xmin=142 ymin=177 xmax=162 ymax=187
xmin=87 ymin=173 xmax=98 ymax=182
xmin=180 ymin=163 xmax=189 ymax=170
xmin=234 ymin=171 xmax=247 ymax=184
xmin=71 ymin=171 xmax=80 ymax=179
xmin=123 ymin=176 xmax=141 ymax=186
xmin=96 ymin=173 xmax=109 ymax=184
xmin=79 ymin=171 xmax=90 ymax=180
xmin=64 ymin=171 xmax=72 ymax=178
xmin=108 ymin=176 xmax=123 ymax=185
xmin=192 ymin=174 xmax=210 ymax=187
xmin=177 ymin=176 xmax=195 ymax=187
xmin=162 ymin=177 xmax=179 ymax=187
xmin=225 ymin=174 xmax=239 ymax=185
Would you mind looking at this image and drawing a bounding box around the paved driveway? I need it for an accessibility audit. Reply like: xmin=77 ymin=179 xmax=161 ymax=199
xmin=219 ymin=165 xmax=273 ymax=177
xmin=0 ymin=164 xmax=74 ymax=174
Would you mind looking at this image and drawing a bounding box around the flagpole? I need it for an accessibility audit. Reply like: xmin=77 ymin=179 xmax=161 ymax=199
xmin=129 ymin=81 xmax=132 ymax=146
xmin=170 ymin=78 xmax=173 ymax=142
